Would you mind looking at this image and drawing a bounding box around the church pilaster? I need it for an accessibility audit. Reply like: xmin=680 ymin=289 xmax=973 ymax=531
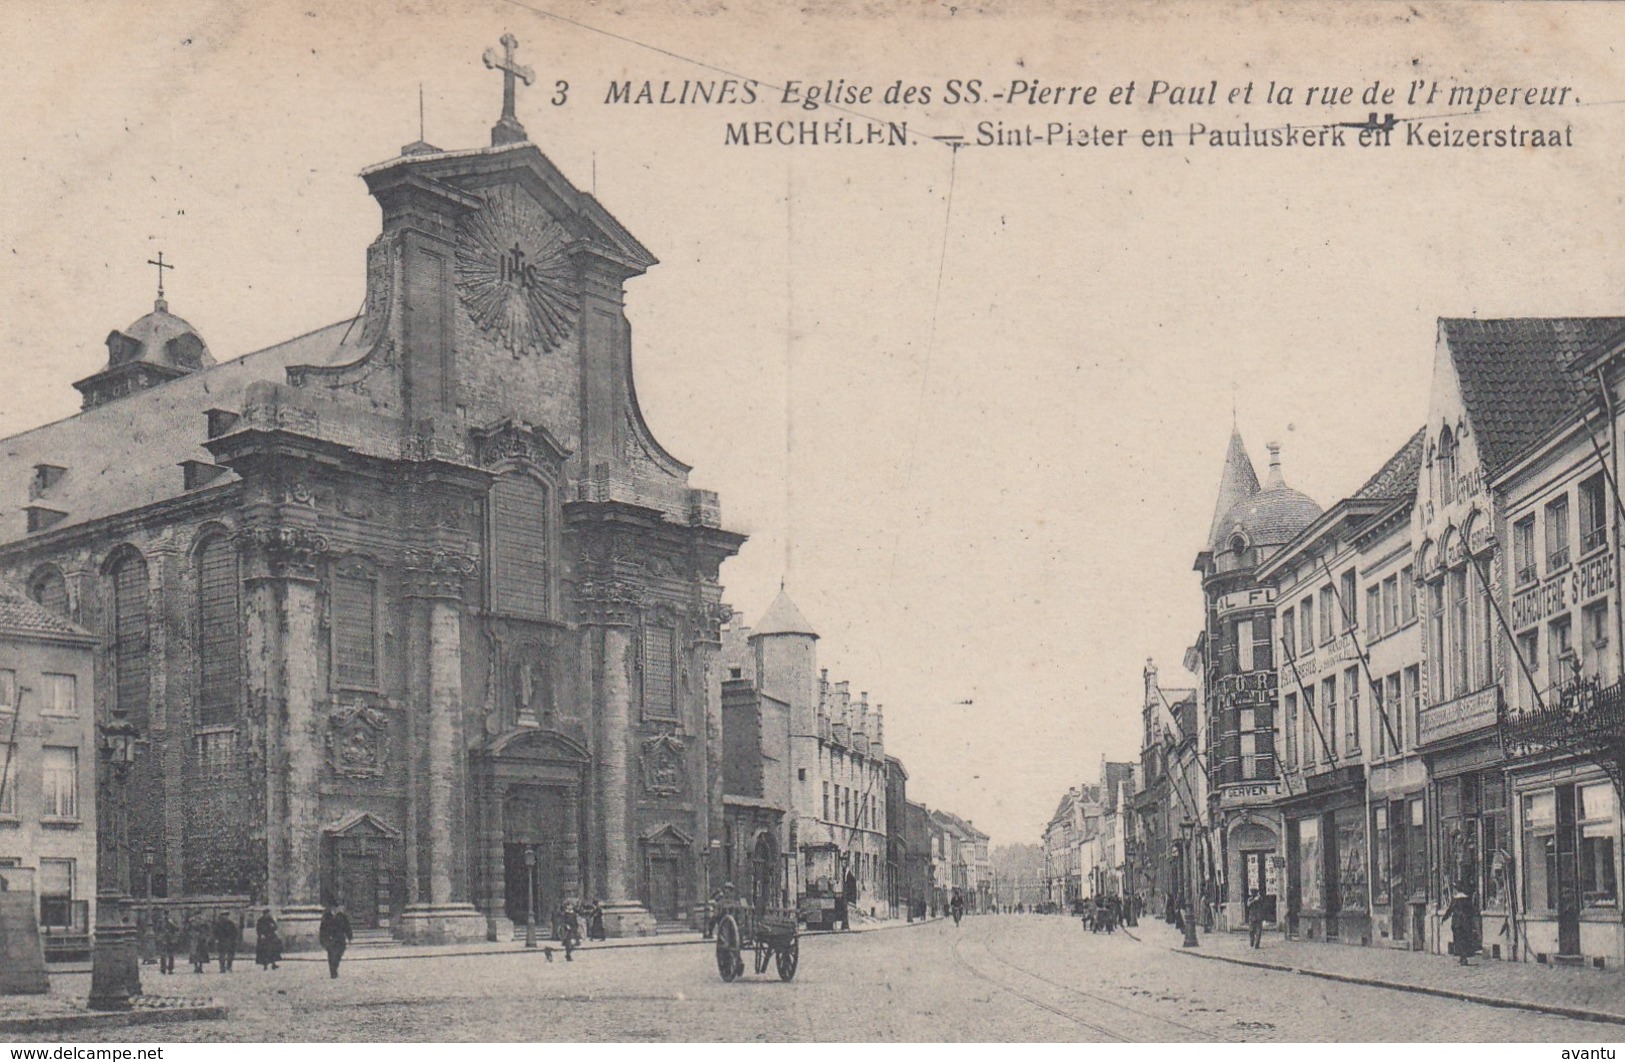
xmin=398 ymin=548 xmax=488 ymax=944
xmin=238 ymin=526 xmax=328 ymax=949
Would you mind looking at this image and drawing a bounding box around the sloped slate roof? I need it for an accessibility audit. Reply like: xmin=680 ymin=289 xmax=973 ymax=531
xmin=0 ymin=319 xmax=356 ymax=541
xmin=752 ymin=588 xmax=818 ymax=638
xmin=1206 ymin=428 xmax=1261 ymax=550
xmin=1353 ymin=428 xmax=1427 ymax=501
xmin=1444 ymin=318 xmax=1625 ymax=474
xmin=0 ymin=580 xmax=91 ymax=640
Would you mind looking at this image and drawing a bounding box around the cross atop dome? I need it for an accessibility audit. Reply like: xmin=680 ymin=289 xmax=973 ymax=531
xmin=483 ymin=33 xmax=535 ymax=146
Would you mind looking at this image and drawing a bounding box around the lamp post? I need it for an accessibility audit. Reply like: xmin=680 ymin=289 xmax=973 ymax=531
xmin=524 ymin=846 xmax=537 ymax=949
xmin=1180 ymin=818 xmax=1200 ymax=949
xmin=89 ymin=717 xmax=142 ymax=1010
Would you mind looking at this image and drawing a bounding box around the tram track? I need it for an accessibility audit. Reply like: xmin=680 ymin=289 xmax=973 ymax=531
xmin=948 ymin=921 xmax=1220 ymax=1041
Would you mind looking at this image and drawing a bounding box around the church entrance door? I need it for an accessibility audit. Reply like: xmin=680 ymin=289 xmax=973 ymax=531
xmin=341 ymin=852 xmax=381 ymax=929
xmin=648 ymin=857 xmax=681 ymax=922
xmin=503 ymin=785 xmax=569 ymax=926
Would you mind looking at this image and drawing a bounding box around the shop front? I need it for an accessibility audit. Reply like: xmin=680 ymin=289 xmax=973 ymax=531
xmin=1215 ymin=781 xmax=1284 ymax=932
xmin=1508 ymin=760 xmax=1623 ymax=965
xmin=1418 ymin=685 xmax=1511 ymax=961
xmin=1282 ymin=765 xmax=1369 ymax=945
xmin=1366 ymin=758 xmax=1429 ymax=950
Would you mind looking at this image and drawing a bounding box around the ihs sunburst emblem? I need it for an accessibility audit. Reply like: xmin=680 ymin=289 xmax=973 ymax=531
xmin=456 ymin=187 xmax=578 ymax=356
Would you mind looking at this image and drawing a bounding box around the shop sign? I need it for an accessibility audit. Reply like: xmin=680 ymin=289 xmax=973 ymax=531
xmin=1417 ymin=685 xmax=1500 ymax=747
xmin=1218 ymin=781 xmax=1283 ymax=809
xmin=1216 ymin=670 xmax=1277 ymax=708
xmin=1217 ymin=588 xmax=1276 ymax=617
xmin=1512 ymin=552 xmax=1615 ymax=631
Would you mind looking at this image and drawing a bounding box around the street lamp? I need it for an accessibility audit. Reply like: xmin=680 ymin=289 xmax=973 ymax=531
xmin=524 ymin=846 xmax=537 ymax=949
xmin=1179 ymin=819 xmax=1200 ymax=949
xmin=89 ymin=717 xmax=142 ymax=1010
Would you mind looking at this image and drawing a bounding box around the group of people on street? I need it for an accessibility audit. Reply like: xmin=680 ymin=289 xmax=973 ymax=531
xmin=1080 ymin=894 xmax=1125 ymax=933
xmin=154 ymin=910 xmax=280 ymax=973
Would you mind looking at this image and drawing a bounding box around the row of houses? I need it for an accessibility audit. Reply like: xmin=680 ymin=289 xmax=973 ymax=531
xmin=1041 ymin=758 xmax=1135 ymax=907
xmin=718 ymin=588 xmax=990 ymax=921
xmin=1127 ymin=315 xmax=1625 ymax=968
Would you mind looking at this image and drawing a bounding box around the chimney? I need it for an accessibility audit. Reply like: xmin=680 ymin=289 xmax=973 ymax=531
xmin=1265 ymin=441 xmax=1285 ymax=489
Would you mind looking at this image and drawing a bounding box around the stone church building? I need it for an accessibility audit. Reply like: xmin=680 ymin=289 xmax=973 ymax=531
xmin=0 ymin=42 xmax=743 ymax=945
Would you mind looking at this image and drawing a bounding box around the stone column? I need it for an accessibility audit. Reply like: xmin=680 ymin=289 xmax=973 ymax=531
xmin=239 ymin=527 xmax=327 ymax=951
xmin=398 ymin=549 xmax=488 ymax=945
xmin=583 ymin=579 xmax=656 ymax=937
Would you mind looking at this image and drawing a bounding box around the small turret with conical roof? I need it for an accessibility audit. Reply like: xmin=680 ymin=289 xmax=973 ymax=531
xmin=1206 ymin=426 xmax=1261 ymax=551
xmin=749 ymin=583 xmax=819 ymax=743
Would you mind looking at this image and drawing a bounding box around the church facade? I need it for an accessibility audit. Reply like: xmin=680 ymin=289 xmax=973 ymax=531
xmin=0 ymin=41 xmax=742 ymax=945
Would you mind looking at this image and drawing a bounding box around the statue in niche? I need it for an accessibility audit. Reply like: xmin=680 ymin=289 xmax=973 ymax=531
xmin=512 ymin=649 xmax=551 ymax=726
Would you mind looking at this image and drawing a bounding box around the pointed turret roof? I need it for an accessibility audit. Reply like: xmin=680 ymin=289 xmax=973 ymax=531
xmin=751 ymin=586 xmax=818 ymax=639
xmin=1206 ymin=427 xmax=1261 ymax=549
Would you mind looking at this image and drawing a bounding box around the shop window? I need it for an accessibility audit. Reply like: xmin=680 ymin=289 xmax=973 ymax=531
xmin=41 ymin=746 xmax=76 ymax=819
xmin=1513 ymin=515 xmax=1538 ymax=586
xmin=1337 ymin=806 xmax=1369 ymax=912
xmin=1578 ymin=783 xmax=1618 ymax=908
xmin=1547 ymin=495 xmax=1571 ymax=571
xmin=1298 ymin=816 xmax=1322 ymax=912
xmin=1373 ymin=804 xmax=1391 ymax=906
xmin=1522 ymin=790 xmax=1557 ymax=913
xmin=1580 ymin=473 xmax=1608 ymax=556
xmin=38 ymin=858 xmax=75 ymax=929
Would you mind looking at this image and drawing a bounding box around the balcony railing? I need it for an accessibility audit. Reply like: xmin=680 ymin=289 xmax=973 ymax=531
xmin=1500 ymin=675 xmax=1625 ymax=761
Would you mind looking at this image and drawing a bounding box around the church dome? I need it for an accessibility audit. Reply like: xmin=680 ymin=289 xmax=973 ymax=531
xmin=1217 ymin=442 xmax=1321 ymax=552
xmin=107 ymin=298 xmax=213 ymax=371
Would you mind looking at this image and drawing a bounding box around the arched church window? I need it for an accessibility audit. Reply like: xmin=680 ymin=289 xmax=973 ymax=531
xmin=489 ymin=472 xmax=551 ymax=619
xmin=1439 ymin=427 xmax=1457 ymax=505
xmin=109 ymin=549 xmax=150 ymax=723
xmin=196 ymin=533 xmax=240 ymax=726
xmin=332 ymin=558 xmax=380 ymax=691
xmin=28 ymin=565 xmax=68 ymax=618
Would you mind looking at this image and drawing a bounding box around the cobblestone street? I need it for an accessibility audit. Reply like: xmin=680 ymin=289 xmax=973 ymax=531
xmin=32 ymin=916 xmax=1621 ymax=1042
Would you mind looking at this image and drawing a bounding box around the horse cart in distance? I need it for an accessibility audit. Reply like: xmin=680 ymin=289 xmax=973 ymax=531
xmin=714 ymin=898 xmax=799 ymax=982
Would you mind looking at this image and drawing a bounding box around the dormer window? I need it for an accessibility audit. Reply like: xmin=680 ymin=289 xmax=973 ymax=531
xmin=30 ymin=465 xmax=65 ymax=498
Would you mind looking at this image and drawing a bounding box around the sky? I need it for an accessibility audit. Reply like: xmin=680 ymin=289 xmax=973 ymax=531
xmin=2 ymin=0 xmax=1623 ymax=846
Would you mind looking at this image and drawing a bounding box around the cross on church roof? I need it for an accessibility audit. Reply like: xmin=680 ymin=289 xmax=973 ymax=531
xmin=146 ymin=251 xmax=174 ymax=305
xmin=483 ymin=33 xmax=535 ymax=147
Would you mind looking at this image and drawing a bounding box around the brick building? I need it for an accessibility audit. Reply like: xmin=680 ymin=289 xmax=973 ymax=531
xmin=0 ymin=45 xmax=742 ymax=946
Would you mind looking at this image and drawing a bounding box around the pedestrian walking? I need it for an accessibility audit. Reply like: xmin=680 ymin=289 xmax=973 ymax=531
xmin=214 ymin=911 xmax=240 ymax=972
xmin=255 ymin=909 xmax=283 ymax=970
xmin=187 ymin=916 xmax=211 ymax=974
xmin=319 ymin=902 xmax=352 ymax=979
xmin=1246 ymin=888 xmax=1266 ymax=949
xmin=585 ymin=899 xmax=606 ymax=942
xmin=156 ymin=912 xmax=179 ymax=974
xmin=1443 ymin=883 xmax=1480 ymax=966
xmin=950 ymin=888 xmax=965 ymax=927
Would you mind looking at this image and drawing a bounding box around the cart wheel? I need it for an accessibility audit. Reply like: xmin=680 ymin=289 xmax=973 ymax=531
xmin=754 ymin=940 xmax=772 ymax=975
xmin=776 ymin=937 xmax=799 ymax=982
xmin=716 ymin=916 xmax=742 ymax=982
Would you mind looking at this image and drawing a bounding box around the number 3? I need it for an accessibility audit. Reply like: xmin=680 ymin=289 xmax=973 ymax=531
xmin=552 ymin=81 xmax=569 ymax=106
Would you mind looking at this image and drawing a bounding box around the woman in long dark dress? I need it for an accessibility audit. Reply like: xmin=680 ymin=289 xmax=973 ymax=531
xmin=255 ymin=909 xmax=282 ymax=970
xmin=1443 ymin=884 xmax=1480 ymax=965
xmin=187 ymin=916 xmax=211 ymax=974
